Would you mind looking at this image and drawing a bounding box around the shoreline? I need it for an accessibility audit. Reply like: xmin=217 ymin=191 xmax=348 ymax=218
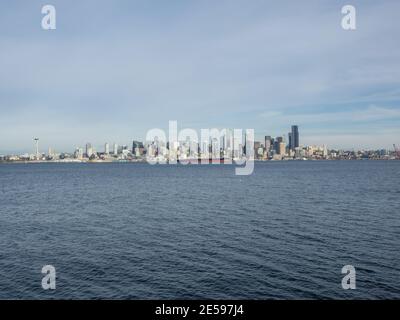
xmin=0 ymin=158 xmax=398 ymax=164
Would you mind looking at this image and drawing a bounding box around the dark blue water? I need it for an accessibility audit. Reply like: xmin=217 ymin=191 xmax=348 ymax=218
xmin=0 ymin=161 xmax=399 ymax=299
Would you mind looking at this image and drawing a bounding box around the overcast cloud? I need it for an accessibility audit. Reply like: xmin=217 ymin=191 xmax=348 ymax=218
xmin=1 ymin=0 xmax=400 ymax=153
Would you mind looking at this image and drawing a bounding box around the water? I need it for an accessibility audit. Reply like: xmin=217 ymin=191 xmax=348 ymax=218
xmin=0 ymin=161 xmax=399 ymax=299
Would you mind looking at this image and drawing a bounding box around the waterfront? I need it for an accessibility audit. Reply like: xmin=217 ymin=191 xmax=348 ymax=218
xmin=0 ymin=161 xmax=399 ymax=299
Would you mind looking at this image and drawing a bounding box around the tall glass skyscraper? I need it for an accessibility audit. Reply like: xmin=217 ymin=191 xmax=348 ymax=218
xmin=291 ymin=125 xmax=299 ymax=150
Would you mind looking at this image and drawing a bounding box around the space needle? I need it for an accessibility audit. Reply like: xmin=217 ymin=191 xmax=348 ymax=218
xmin=34 ymin=138 xmax=39 ymax=160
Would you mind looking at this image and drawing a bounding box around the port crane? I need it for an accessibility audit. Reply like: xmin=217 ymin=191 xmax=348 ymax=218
xmin=394 ymin=144 xmax=400 ymax=159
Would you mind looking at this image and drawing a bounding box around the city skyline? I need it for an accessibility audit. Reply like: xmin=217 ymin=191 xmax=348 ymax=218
xmin=1 ymin=135 xmax=399 ymax=157
xmin=1 ymin=1 xmax=400 ymax=152
xmin=2 ymin=124 xmax=399 ymax=161
xmin=1 ymin=120 xmax=400 ymax=155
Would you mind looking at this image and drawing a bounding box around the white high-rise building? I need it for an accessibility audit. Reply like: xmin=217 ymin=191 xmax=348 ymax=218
xmin=105 ymin=143 xmax=110 ymax=155
xmin=323 ymin=144 xmax=328 ymax=158
xmin=86 ymin=143 xmax=93 ymax=157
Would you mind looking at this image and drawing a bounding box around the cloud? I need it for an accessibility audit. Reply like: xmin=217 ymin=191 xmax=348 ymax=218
xmin=0 ymin=0 xmax=400 ymax=152
xmin=260 ymin=105 xmax=400 ymax=124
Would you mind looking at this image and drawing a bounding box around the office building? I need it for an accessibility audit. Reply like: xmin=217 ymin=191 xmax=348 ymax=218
xmin=291 ymin=125 xmax=299 ymax=150
xmin=104 ymin=143 xmax=110 ymax=155
xmin=278 ymin=142 xmax=286 ymax=155
xmin=265 ymin=136 xmax=272 ymax=152
xmin=86 ymin=143 xmax=93 ymax=157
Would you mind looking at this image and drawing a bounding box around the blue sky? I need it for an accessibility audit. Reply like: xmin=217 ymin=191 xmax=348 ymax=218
xmin=1 ymin=0 xmax=400 ymax=153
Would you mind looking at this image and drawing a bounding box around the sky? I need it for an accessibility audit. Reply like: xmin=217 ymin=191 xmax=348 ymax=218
xmin=1 ymin=0 xmax=400 ymax=154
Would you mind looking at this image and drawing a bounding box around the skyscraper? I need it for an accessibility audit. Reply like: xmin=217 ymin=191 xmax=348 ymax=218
xmin=104 ymin=143 xmax=110 ymax=155
xmin=291 ymin=125 xmax=299 ymax=150
xmin=274 ymin=136 xmax=284 ymax=154
xmin=132 ymin=141 xmax=144 ymax=156
xmin=86 ymin=143 xmax=93 ymax=157
xmin=265 ymin=136 xmax=272 ymax=152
